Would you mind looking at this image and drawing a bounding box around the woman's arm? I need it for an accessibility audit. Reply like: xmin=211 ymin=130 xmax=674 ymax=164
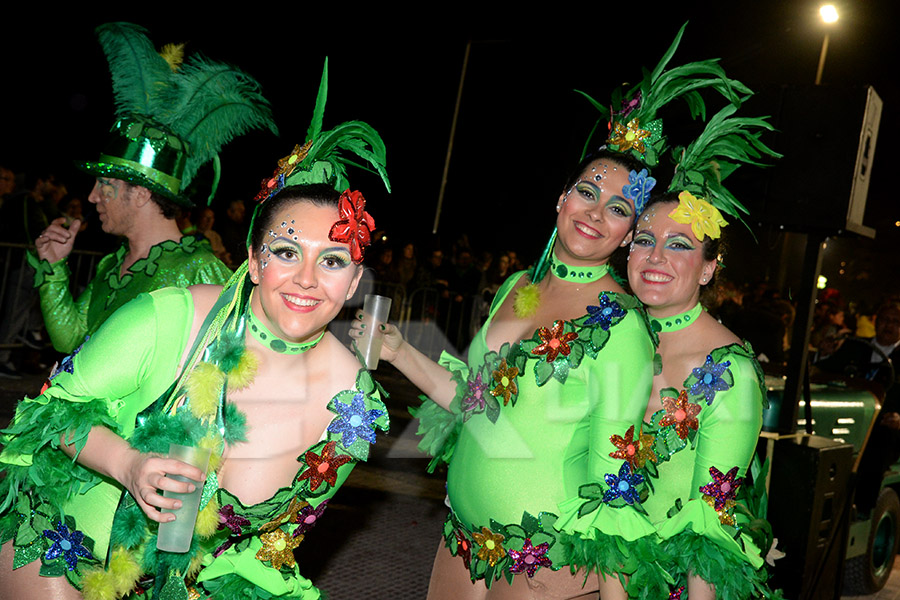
xmin=59 ymin=426 xmax=205 ymax=523
xmin=350 ymin=317 xmax=457 ymax=409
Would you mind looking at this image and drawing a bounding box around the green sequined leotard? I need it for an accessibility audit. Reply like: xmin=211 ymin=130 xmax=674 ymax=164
xmin=414 ymin=272 xmax=660 ymax=587
xmin=30 ymin=235 xmax=232 ymax=353
xmin=0 ymin=279 xmax=387 ymax=599
xmin=640 ymin=342 xmax=769 ymax=597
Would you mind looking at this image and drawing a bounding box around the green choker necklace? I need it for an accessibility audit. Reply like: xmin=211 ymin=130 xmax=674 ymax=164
xmin=548 ymin=254 xmax=609 ymax=283
xmin=650 ymin=303 xmax=703 ymax=333
xmin=247 ymin=301 xmax=325 ymax=354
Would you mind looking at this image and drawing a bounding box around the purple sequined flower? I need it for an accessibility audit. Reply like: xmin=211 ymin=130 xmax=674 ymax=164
xmin=699 ymin=466 xmax=743 ymax=511
xmin=218 ymin=504 xmax=251 ymax=535
xmin=689 ymin=355 xmax=732 ymax=405
xmin=328 ymin=393 xmax=384 ymax=446
xmin=294 ymin=500 xmax=329 ymax=536
xmin=43 ymin=522 xmax=93 ymax=570
xmin=622 ymin=168 xmax=656 ymax=215
xmin=602 ymin=462 xmax=644 ymax=505
xmin=585 ymin=294 xmax=626 ymax=330
xmin=508 ymin=538 xmax=552 ymax=577
xmin=462 ymin=373 xmax=489 ymax=414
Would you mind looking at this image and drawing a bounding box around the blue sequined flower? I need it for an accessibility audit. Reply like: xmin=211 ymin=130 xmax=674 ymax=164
xmin=49 ymin=339 xmax=88 ymax=381
xmin=602 ymin=462 xmax=644 ymax=505
xmin=43 ymin=522 xmax=93 ymax=571
xmin=622 ymin=168 xmax=656 ymax=215
xmin=585 ymin=294 xmax=626 ymax=330
xmin=328 ymin=393 xmax=385 ymax=446
xmin=689 ymin=355 xmax=732 ymax=405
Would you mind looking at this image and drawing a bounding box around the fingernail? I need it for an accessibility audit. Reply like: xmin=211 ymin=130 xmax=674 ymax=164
xmin=174 ymin=501 xmax=182 ymax=509
xmin=187 ymin=484 xmax=196 ymax=492
xmin=360 ymin=323 xmax=366 ymax=329
xmin=379 ymin=324 xmax=386 ymax=331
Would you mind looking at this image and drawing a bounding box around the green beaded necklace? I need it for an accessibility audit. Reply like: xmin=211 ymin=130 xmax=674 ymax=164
xmin=548 ymin=253 xmax=609 ymax=283
xmin=649 ymin=302 xmax=703 ymax=333
xmin=247 ymin=298 xmax=325 ymax=354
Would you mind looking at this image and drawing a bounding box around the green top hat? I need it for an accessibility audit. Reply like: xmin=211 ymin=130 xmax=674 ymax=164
xmin=77 ymin=23 xmax=277 ymax=207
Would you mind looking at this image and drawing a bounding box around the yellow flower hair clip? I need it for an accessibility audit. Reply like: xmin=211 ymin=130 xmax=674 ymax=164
xmin=668 ymin=191 xmax=729 ymax=241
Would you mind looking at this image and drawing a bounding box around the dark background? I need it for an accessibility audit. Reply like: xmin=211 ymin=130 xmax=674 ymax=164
xmin=2 ymin=2 xmax=898 ymax=303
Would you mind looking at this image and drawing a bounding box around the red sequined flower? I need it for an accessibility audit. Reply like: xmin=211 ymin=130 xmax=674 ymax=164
xmin=531 ymin=320 xmax=578 ymax=363
xmin=454 ymin=529 xmax=472 ymax=569
xmin=297 ymin=441 xmax=352 ymax=491
xmin=659 ymin=390 xmax=701 ymax=439
xmin=329 ymin=189 xmax=375 ymax=263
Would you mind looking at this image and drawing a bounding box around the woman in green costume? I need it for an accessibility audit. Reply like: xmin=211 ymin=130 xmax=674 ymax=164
xmin=354 ymin=148 xmax=660 ymax=599
xmin=625 ymin=101 xmax=780 ymax=598
xmin=0 ymin=61 xmax=392 ymax=599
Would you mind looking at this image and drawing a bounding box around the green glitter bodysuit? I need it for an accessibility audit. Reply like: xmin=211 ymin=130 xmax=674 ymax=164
xmin=413 ymin=271 xmax=662 ymax=588
xmin=0 ymin=281 xmax=387 ymax=598
xmin=32 ymin=235 xmax=232 ymax=353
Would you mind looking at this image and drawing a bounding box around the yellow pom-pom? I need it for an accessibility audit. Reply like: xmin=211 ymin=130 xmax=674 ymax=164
xmin=187 ymin=550 xmax=205 ymax=579
xmin=81 ymin=568 xmax=117 ymax=600
xmin=108 ymin=546 xmax=142 ymax=596
xmin=199 ymin=434 xmax=224 ymax=472
xmin=228 ymin=350 xmax=259 ymax=390
xmin=195 ymin=497 xmax=221 ymax=538
xmin=187 ymin=362 xmax=225 ymax=420
xmin=513 ymin=283 xmax=541 ymax=318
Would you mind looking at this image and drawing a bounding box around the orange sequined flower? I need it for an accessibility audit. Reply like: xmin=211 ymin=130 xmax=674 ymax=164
xmin=255 ymin=529 xmax=303 ymax=569
xmin=659 ymin=391 xmax=701 ymax=439
xmin=297 ymin=441 xmax=352 ymax=491
xmin=703 ymin=494 xmax=737 ymax=526
xmin=609 ymin=425 xmax=641 ymax=468
xmin=531 ymin=321 xmax=578 ymax=363
xmin=261 ymin=496 xmax=310 ymax=532
xmin=609 ymin=118 xmax=651 ymax=153
xmin=634 ymin=429 xmax=657 ymax=468
xmin=277 ymin=141 xmax=313 ymax=176
xmin=490 ymin=359 xmax=519 ymax=405
xmin=472 ymin=526 xmax=506 ymax=566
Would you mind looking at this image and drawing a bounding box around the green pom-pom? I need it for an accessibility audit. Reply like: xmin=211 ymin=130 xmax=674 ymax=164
xmin=110 ymin=502 xmax=148 ymax=549
xmin=187 ymin=362 xmax=224 ymax=420
xmin=129 ymin=411 xmax=206 ymax=454
xmin=512 ymin=283 xmax=541 ymax=318
xmin=210 ymin=330 xmax=246 ymax=373
xmin=227 ymin=350 xmax=258 ymax=390
xmin=223 ymin=402 xmax=248 ymax=444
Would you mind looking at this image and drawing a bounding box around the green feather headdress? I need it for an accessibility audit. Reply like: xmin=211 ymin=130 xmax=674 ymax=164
xmin=253 ymin=57 xmax=390 ymax=203
xmin=667 ymin=101 xmax=781 ymax=233
xmin=578 ymin=22 xmax=750 ymax=167
xmin=77 ymin=22 xmax=278 ymax=206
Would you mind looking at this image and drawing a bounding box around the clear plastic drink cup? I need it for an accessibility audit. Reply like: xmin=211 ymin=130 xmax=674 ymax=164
xmin=356 ymin=294 xmax=392 ymax=370
xmin=156 ymin=443 xmax=211 ymax=553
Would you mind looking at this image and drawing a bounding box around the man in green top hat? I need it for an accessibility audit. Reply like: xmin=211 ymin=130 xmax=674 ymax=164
xmin=27 ymin=24 xmax=277 ymax=354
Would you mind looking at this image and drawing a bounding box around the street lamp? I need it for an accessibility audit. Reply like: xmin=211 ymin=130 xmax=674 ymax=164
xmin=816 ymin=4 xmax=839 ymax=85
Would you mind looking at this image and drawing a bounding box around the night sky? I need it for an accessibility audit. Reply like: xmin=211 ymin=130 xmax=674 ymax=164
xmin=3 ymin=2 xmax=899 ymax=302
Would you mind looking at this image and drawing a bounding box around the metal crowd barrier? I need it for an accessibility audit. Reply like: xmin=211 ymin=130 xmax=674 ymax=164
xmin=0 ymin=243 xmax=103 ymax=350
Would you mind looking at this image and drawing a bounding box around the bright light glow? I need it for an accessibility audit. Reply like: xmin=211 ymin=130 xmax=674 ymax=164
xmin=820 ymin=5 xmax=839 ymax=23
xmin=895 ymin=221 xmax=900 ymax=227
xmin=817 ymin=275 xmax=828 ymax=289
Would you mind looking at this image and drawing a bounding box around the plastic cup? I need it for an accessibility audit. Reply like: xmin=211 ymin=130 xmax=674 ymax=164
xmin=356 ymin=294 xmax=392 ymax=370
xmin=156 ymin=443 xmax=211 ymax=553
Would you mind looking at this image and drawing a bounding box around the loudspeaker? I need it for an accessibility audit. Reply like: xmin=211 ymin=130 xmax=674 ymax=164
xmin=768 ymin=435 xmax=854 ymax=600
xmin=740 ymin=85 xmax=881 ymax=237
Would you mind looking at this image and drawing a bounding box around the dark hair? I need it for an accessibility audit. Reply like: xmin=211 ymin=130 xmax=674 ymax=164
xmin=249 ymin=184 xmax=341 ymax=251
xmin=123 ymin=182 xmax=181 ymax=219
xmin=641 ymin=192 xmax=725 ymax=289
xmin=562 ymin=149 xmax=647 ymax=192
